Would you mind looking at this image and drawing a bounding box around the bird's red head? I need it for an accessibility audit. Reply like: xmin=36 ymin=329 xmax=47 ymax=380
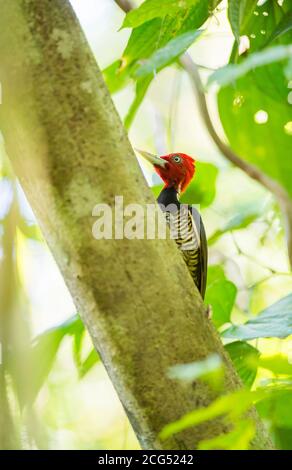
xmin=137 ymin=150 xmax=196 ymax=193
xmin=154 ymin=153 xmax=195 ymax=193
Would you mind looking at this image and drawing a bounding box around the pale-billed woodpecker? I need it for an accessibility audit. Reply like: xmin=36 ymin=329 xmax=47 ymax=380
xmin=137 ymin=150 xmax=208 ymax=299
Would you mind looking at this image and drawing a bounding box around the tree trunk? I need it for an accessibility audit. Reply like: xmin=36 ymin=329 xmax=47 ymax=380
xmin=0 ymin=0 xmax=272 ymax=450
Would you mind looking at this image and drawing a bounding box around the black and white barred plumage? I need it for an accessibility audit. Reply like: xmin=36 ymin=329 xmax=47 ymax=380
xmin=158 ymin=187 xmax=208 ymax=298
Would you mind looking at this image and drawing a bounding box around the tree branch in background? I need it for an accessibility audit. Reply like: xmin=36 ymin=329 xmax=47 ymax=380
xmin=114 ymin=0 xmax=134 ymax=13
xmin=180 ymin=53 xmax=292 ymax=268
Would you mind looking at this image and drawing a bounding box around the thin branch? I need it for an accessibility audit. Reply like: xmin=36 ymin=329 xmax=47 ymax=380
xmin=196 ymin=63 xmax=217 ymax=71
xmin=180 ymin=53 xmax=292 ymax=268
xmin=231 ymin=231 xmax=277 ymax=275
xmin=114 ymin=0 xmax=134 ymax=13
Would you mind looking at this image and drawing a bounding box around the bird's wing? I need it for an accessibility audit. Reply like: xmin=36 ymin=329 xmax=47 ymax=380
xmin=188 ymin=206 xmax=208 ymax=299
xmin=167 ymin=205 xmax=208 ymax=299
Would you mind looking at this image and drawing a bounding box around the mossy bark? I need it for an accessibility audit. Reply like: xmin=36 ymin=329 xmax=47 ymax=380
xmin=0 ymin=0 xmax=273 ymax=450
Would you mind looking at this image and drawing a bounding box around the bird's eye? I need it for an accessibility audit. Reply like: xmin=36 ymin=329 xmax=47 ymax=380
xmin=173 ymin=155 xmax=181 ymax=163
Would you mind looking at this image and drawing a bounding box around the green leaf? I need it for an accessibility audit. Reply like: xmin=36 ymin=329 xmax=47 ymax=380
xmin=134 ymin=30 xmax=202 ymax=78
xmin=274 ymin=427 xmax=292 ymax=450
xmin=228 ymin=0 xmax=258 ymax=41
xmin=79 ymin=349 xmax=100 ymax=378
xmin=18 ymin=218 xmax=43 ymax=242
xmin=124 ymin=76 xmax=152 ymax=129
xmin=257 ymin=378 xmax=292 ymax=390
xmin=258 ymin=354 xmax=292 ymax=376
xmin=266 ymin=10 xmax=292 ymax=45
xmin=227 ymin=0 xmax=260 ymax=44
xmin=121 ymin=0 xmax=202 ymax=29
xmin=218 ymin=73 xmax=292 ymax=197
xmin=222 ymin=294 xmax=292 ymax=341
xmin=160 ymin=388 xmax=265 ymax=440
xmin=208 ymin=209 xmax=266 ymax=244
xmin=29 ymin=329 xmax=65 ymax=404
xmin=116 ymin=1 xmax=222 ymax=126
xmin=205 ymin=266 xmax=237 ymax=328
xmin=228 ymin=0 xmax=242 ymax=43
xmin=217 ymin=3 xmax=292 ymax=198
xmin=239 ymin=1 xmax=291 ymax=101
xmin=209 ymin=45 xmax=292 ymax=87
xmin=72 ymin=325 xmax=85 ymax=371
xmin=255 ymin=381 xmax=292 ymax=448
xmin=123 ymin=1 xmax=219 ymax=66
xmin=122 ymin=18 xmax=164 ymax=66
xmin=285 ymin=56 xmax=292 ymax=80
xmin=233 ymin=1 xmax=290 ymax=56
xmin=27 ymin=315 xmax=84 ymax=403
xmin=225 ymin=341 xmax=259 ymax=388
xmin=151 ymin=183 xmax=164 ymax=199
xmin=102 ymin=60 xmax=131 ymax=94
xmin=198 ymin=419 xmax=255 ymax=450
xmin=257 ymin=390 xmax=292 ymax=430
xmin=180 ymin=161 xmax=218 ymax=208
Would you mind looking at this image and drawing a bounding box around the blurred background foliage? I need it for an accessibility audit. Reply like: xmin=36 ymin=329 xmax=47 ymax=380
xmin=0 ymin=0 xmax=292 ymax=450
